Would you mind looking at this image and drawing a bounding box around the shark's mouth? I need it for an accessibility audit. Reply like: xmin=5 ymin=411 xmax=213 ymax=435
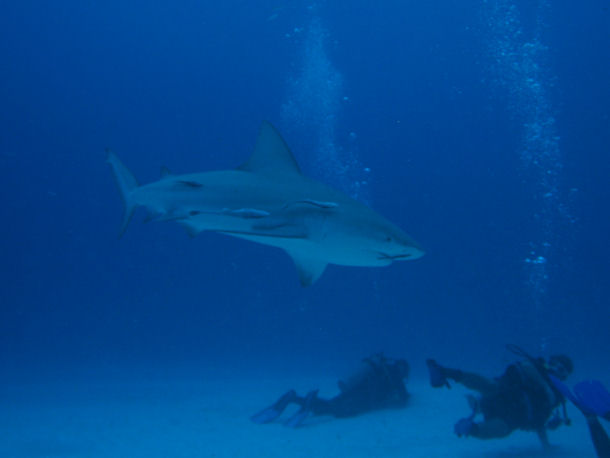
xmin=378 ymin=252 xmax=413 ymax=261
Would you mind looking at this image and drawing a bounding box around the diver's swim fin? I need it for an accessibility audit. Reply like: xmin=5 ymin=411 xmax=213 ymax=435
xmin=284 ymin=390 xmax=317 ymax=428
xmin=251 ymin=390 xmax=297 ymax=424
xmin=551 ymin=376 xmax=610 ymax=419
xmin=574 ymin=380 xmax=610 ymax=419
xmin=426 ymin=359 xmax=451 ymax=389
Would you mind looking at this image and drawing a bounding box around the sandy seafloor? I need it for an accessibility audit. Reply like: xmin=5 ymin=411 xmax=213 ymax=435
xmin=1 ymin=364 xmax=605 ymax=458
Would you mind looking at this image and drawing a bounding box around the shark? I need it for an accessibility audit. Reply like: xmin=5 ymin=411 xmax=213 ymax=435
xmin=107 ymin=121 xmax=424 ymax=285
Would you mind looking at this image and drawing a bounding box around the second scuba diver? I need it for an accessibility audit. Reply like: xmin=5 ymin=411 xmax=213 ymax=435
xmin=251 ymin=353 xmax=410 ymax=428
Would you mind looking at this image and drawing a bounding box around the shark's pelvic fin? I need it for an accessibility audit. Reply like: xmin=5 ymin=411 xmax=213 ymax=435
xmin=106 ymin=151 xmax=139 ymax=238
xmin=286 ymin=251 xmax=328 ymax=286
xmin=238 ymin=121 xmax=302 ymax=177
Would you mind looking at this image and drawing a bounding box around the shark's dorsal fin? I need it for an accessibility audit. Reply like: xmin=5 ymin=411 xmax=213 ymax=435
xmin=238 ymin=121 xmax=302 ymax=177
xmin=286 ymin=250 xmax=327 ymax=287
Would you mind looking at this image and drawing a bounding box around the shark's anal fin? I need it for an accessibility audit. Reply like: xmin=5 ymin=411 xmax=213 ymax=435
xmin=286 ymin=251 xmax=327 ymax=286
xmin=180 ymin=221 xmax=203 ymax=238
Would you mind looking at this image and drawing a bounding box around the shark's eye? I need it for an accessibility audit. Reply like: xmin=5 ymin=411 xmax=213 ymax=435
xmin=386 ymin=236 xmax=393 ymax=242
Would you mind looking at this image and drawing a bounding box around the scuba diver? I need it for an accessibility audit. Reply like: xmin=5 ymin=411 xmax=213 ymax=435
xmin=426 ymin=345 xmax=573 ymax=448
xmin=550 ymin=377 xmax=610 ymax=458
xmin=251 ymin=353 xmax=410 ymax=428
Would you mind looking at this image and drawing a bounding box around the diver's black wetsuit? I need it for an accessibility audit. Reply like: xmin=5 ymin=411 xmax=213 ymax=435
xmin=443 ymin=359 xmax=565 ymax=445
xmin=251 ymin=354 xmax=409 ymax=427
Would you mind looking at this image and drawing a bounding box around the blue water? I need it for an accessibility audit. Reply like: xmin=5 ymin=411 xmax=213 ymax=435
xmin=1 ymin=1 xmax=609 ymax=455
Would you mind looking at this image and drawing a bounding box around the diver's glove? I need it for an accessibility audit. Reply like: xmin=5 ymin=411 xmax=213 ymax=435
xmin=454 ymin=417 xmax=475 ymax=437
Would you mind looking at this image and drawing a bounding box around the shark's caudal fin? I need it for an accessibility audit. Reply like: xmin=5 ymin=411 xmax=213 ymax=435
xmin=106 ymin=151 xmax=139 ymax=237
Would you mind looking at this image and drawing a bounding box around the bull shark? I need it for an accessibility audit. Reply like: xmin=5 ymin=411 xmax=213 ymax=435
xmin=107 ymin=121 xmax=424 ymax=285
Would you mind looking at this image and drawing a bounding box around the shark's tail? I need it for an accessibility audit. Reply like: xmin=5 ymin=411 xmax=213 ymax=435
xmin=106 ymin=151 xmax=139 ymax=237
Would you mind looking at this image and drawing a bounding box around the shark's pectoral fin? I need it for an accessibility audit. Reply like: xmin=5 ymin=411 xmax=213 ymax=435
xmin=286 ymin=251 xmax=327 ymax=287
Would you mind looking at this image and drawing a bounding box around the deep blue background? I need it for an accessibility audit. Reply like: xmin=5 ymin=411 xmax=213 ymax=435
xmin=1 ymin=1 xmax=608 ymax=378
